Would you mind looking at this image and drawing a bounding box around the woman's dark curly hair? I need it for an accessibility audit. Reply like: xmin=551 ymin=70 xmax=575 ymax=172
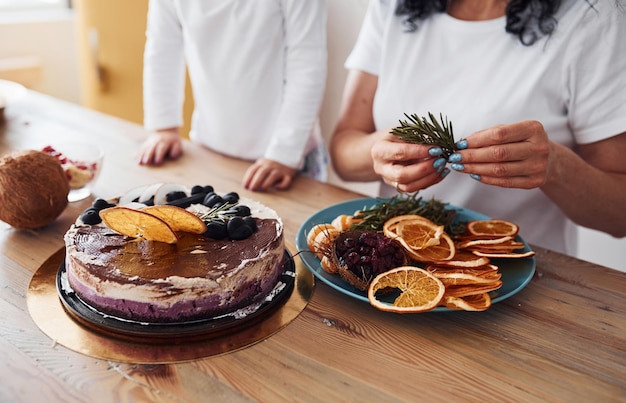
xmin=396 ymin=0 xmax=569 ymax=46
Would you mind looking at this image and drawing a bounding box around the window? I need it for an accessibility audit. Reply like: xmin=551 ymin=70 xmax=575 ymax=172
xmin=0 ymin=0 xmax=70 ymax=11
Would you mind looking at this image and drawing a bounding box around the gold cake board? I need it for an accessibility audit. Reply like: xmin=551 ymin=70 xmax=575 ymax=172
xmin=27 ymin=245 xmax=314 ymax=364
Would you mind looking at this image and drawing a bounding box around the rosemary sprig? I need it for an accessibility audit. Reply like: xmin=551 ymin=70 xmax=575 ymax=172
xmin=198 ymin=202 xmax=238 ymax=223
xmin=391 ymin=112 xmax=458 ymax=159
xmin=350 ymin=193 xmax=466 ymax=236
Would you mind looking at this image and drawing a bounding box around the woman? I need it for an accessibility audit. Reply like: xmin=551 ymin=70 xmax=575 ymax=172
xmin=330 ymin=0 xmax=626 ymax=254
xmin=138 ymin=0 xmax=328 ymax=192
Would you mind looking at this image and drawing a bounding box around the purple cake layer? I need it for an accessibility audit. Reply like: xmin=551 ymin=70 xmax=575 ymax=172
xmin=66 ymin=258 xmax=283 ymax=322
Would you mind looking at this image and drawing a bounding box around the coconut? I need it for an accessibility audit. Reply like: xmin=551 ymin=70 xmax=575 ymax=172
xmin=0 ymin=149 xmax=70 ymax=229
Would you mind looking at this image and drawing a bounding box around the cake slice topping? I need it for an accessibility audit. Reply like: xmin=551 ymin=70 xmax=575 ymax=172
xmin=99 ymin=206 xmax=179 ymax=244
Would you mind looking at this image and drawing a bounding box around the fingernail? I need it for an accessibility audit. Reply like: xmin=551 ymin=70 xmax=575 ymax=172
xmin=456 ymin=139 xmax=468 ymax=150
xmin=441 ymin=168 xmax=451 ymax=178
xmin=448 ymin=153 xmax=462 ymax=163
xmin=432 ymin=157 xmax=446 ymax=170
xmin=428 ymin=147 xmax=443 ymax=157
xmin=451 ymin=163 xmax=465 ymax=171
xmin=470 ymin=173 xmax=481 ymax=181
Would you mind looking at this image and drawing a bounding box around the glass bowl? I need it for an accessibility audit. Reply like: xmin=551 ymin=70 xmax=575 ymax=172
xmin=44 ymin=143 xmax=104 ymax=202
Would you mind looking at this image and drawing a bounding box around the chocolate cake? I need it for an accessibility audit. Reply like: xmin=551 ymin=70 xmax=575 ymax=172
xmin=63 ymin=191 xmax=285 ymax=323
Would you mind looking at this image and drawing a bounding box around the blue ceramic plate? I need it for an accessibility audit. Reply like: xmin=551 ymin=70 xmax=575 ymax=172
xmin=295 ymin=198 xmax=536 ymax=312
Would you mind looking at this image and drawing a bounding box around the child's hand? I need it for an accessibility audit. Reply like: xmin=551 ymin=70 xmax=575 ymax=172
xmin=137 ymin=128 xmax=183 ymax=165
xmin=243 ymin=158 xmax=297 ymax=191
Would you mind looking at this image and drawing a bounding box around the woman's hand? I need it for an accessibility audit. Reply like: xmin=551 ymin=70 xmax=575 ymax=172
xmin=371 ymin=131 xmax=450 ymax=193
xmin=448 ymin=120 xmax=551 ymax=189
xmin=242 ymin=158 xmax=298 ymax=192
xmin=137 ymin=128 xmax=184 ymax=166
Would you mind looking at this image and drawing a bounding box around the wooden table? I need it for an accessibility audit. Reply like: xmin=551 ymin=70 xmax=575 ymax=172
xmin=1 ymin=91 xmax=625 ymax=402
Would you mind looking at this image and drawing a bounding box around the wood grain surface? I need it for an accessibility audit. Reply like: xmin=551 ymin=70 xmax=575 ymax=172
xmin=0 ymin=92 xmax=625 ymax=402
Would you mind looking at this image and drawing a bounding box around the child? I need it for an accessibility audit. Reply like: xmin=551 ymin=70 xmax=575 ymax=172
xmin=138 ymin=0 xmax=328 ymax=191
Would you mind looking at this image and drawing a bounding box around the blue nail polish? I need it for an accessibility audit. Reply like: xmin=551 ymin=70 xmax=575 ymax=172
xmin=441 ymin=168 xmax=451 ymax=178
xmin=451 ymin=163 xmax=465 ymax=171
xmin=456 ymin=139 xmax=468 ymax=150
xmin=428 ymin=147 xmax=443 ymax=157
xmin=470 ymin=173 xmax=481 ymax=181
xmin=448 ymin=153 xmax=462 ymax=163
xmin=432 ymin=157 xmax=446 ymax=170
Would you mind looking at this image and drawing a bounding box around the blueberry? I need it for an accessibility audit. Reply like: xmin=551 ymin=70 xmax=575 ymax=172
xmin=203 ymin=192 xmax=224 ymax=208
xmin=166 ymin=190 xmax=187 ymax=202
xmin=222 ymin=191 xmax=239 ymax=204
xmin=232 ymin=204 xmax=251 ymax=217
xmin=227 ymin=217 xmax=253 ymax=240
xmin=202 ymin=185 xmax=215 ymax=194
xmin=92 ymin=198 xmax=110 ymax=210
xmin=203 ymin=221 xmax=228 ymax=239
xmin=190 ymin=185 xmax=205 ymax=195
xmin=243 ymin=216 xmax=257 ymax=232
xmin=80 ymin=208 xmax=102 ymax=225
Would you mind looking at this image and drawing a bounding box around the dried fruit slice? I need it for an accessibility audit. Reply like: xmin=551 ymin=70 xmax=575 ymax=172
xmin=312 ymin=227 xmax=340 ymax=258
xmin=306 ymin=223 xmax=336 ymax=251
xmin=456 ymin=236 xmax=515 ymax=249
xmin=444 ymin=280 xmax=503 ymax=298
xmin=382 ymin=214 xmax=434 ymax=239
xmin=99 ymin=206 xmax=178 ymax=244
xmin=443 ymin=293 xmax=492 ymax=311
xmin=368 ymin=266 xmax=445 ymax=313
xmin=431 ymin=250 xmax=491 ymax=268
xmin=466 ymin=219 xmax=519 ymax=238
xmin=320 ymin=255 xmax=338 ymax=274
xmin=307 ymin=224 xmax=340 ymax=258
xmin=142 ymin=205 xmax=207 ymax=234
xmin=406 ymin=232 xmax=456 ymax=262
xmin=472 ymin=250 xmax=536 ymax=259
xmin=331 ymin=214 xmax=354 ymax=231
xmin=430 ymin=270 xmax=502 ymax=286
xmin=398 ymin=219 xmax=444 ymax=250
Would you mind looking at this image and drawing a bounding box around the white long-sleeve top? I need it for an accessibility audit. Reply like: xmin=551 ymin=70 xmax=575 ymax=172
xmin=143 ymin=0 xmax=327 ymax=169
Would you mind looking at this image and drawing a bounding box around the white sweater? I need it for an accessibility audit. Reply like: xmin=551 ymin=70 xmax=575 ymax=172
xmin=143 ymin=0 xmax=327 ymax=169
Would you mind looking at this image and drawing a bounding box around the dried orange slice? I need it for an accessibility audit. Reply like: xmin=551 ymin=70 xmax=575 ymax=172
xmin=430 ymin=270 xmax=502 ymax=286
xmin=331 ymin=214 xmax=355 ymax=231
xmin=456 ymin=236 xmax=514 ymax=249
xmin=443 ymin=293 xmax=492 ymax=311
xmin=382 ymin=214 xmax=434 ymax=239
xmin=312 ymin=228 xmax=340 ymax=257
xmin=431 ymin=250 xmax=491 ymax=268
xmin=99 ymin=206 xmax=178 ymax=244
xmin=444 ymin=280 xmax=503 ymax=298
xmin=472 ymin=250 xmax=536 ymax=259
xmin=406 ymin=232 xmax=456 ymax=262
xmin=142 ymin=205 xmax=207 ymax=234
xmin=466 ymin=219 xmax=519 ymax=238
xmin=368 ymin=266 xmax=445 ymax=313
xmin=397 ymin=219 xmax=444 ymax=250
xmin=306 ymin=223 xmax=336 ymax=250
xmin=320 ymin=255 xmax=338 ymax=274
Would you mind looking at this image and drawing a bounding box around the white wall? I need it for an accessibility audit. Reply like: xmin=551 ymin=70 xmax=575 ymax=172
xmin=320 ymin=0 xmax=379 ymax=197
xmin=0 ymin=9 xmax=80 ymax=103
xmin=1 ymin=4 xmax=624 ymax=272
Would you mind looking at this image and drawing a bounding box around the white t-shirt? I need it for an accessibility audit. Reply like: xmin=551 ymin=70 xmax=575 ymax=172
xmin=143 ymin=0 xmax=327 ymax=170
xmin=345 ymin=0 xmax=626 ymax=254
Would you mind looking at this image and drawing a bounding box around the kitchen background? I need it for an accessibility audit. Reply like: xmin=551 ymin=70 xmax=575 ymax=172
xmin=1 ymin=0 xmax=623 ymax=271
